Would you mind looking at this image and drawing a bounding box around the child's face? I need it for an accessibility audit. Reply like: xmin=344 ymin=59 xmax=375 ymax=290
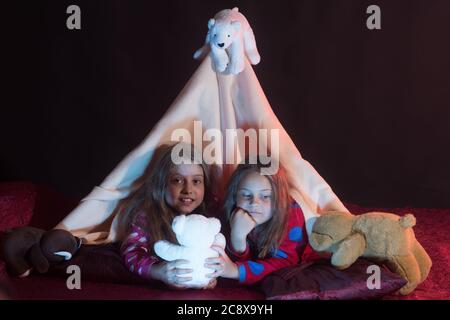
xmin=236 ymin=171 xmax=273 ymax=225
xmin=165 ymin=164 xmax=205 ymax=214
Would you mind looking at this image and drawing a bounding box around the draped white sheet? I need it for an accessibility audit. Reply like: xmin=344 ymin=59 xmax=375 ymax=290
xmin=54 ymin=56 xmax=349 ymax=244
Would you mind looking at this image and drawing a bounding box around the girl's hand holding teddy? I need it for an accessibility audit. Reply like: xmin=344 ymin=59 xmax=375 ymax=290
xmin=150 ymin=259 xmax=219 ymax=289
xmin=149 ymin=259 xmax=193 ymax=289
xmin=204 ymin=207 xmax=256 ymax=281
xmin=205 ymin=246 xmax=239 ymax=280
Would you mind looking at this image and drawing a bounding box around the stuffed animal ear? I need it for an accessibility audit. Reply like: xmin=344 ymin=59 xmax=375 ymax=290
xmin=172 ymin=215 xmax=186 ymax=235
xmin=208 ymin=217 xmax=221 ymax=235
xmin=232 ymin=7 xmax=239 ymax=12
xmin=208 ymin=18 xmax=215 ymax=29
xmin=231 ymin=21 xmax=241 ymax=31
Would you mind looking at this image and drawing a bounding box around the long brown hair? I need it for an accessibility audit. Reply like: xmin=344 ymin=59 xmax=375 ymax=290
xmin=121 ymin=142 xmax=211 ymax=244
xmin=223 ymin=157 xmax=291 ymax=258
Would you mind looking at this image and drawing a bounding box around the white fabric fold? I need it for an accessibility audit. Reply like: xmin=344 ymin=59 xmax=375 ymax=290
xmin=54 ymin=56 xmax=348 ymax=244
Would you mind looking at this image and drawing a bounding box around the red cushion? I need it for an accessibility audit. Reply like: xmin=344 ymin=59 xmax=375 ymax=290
xmin=261 ymin=258 xmax=407 ymax=300
xmin=5 ymin=243 xmax=265 ymax=300
xmin=8 ymin=242 xmax=265 ymax=300
xmin=0 ymin=182 xmax=36 ymax=232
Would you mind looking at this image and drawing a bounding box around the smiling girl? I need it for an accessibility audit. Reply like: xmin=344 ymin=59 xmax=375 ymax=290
xmin=119 ymin=142 xmax=217 ymax=289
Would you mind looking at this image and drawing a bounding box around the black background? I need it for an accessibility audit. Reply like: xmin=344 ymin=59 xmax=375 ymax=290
xmin=2 ymin=0 xmax=450 ymax=208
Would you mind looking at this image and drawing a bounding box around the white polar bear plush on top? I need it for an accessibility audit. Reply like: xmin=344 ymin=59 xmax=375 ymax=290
xmin=193 ymin=7 xmax=261 ymax=75
xmin=154 ymin=214 xmax=226 ymax=288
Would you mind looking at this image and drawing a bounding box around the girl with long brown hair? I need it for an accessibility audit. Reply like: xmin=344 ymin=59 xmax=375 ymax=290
xmin=205 ymin=157 xmax=312 ymax=285
xmin=119 ymin=142 xmax=217 ymax=289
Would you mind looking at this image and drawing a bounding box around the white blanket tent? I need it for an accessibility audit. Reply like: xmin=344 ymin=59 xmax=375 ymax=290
xmin=54 ymin=55 xmax=349 ymax=244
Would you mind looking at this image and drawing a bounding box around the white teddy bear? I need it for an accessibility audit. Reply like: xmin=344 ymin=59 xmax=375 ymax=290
xmin=154 ymin=214 xmax=226 ymax=288
xmin=193 ymin=7 xmax=261 ymax=75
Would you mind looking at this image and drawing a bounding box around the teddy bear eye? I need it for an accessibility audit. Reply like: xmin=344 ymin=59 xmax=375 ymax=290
xmin=227 ymin=35 xmax=230 ymax=37
xmin=214 ymin=34 xmax=217 ymax=37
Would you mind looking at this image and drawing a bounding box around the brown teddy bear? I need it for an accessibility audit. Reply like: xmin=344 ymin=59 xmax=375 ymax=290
xmin=309 ymin=211 xmax=432 ymax=295
xmin=0 ymin=227 xmax=81 ymax=277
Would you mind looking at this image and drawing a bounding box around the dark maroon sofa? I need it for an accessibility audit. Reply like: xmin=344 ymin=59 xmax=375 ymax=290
xmin=0 ymin=182 xmax=449 ymax=300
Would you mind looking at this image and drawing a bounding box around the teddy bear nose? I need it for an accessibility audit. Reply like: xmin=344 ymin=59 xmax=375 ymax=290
xmin=218 ymin=43 xmax=225 ymax=48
